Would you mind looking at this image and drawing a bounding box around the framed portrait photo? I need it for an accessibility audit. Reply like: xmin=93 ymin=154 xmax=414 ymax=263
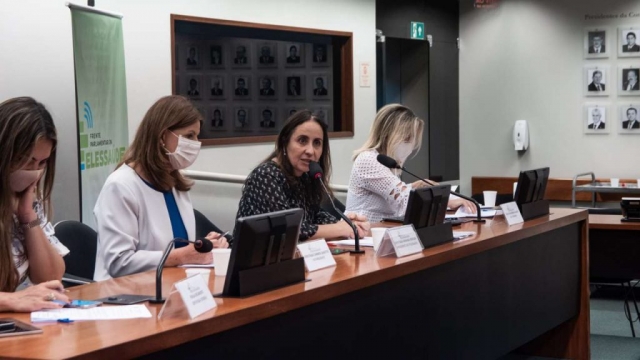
xmin=233 ymin=107 xmax=252 ymax=131
xmin=618 ymin=103 xmax=640 ymax=134
xmin=619 ymin=66 xmax=640 ymax=95
xmin=584 ymin=66 xmax=609 ymax=97
xmin=311 ymin=73 xmax=331 ymax=100
xmin=584 ymin=104 xmax=610 ymax=134
xmin=257 ymin=75 xmax=278 ymax=100
xmin=618 ymin=27 xmax=640 ymax=58
xmin=311 ymin=43 xmax=331 ymax=67
xmin=231 ymin=42 xmax=251 ymax=68
xmin=285 ymin=75 xmax=305 ymax=100
xmin=584 ymin=28 xmax=609 ymax=59
xmin=184 ymin=75 xmax=202 ymax=100
xmin=209 ymin=75 xmax=225 ymax=100
xmin=186 ymin=44 xmax=201 ymax=69
xmin=256 ymin=42 xmax=277 ymax=68
xmin=209 ymin=43 xmax=225 ymax=69
xmin=284 ymin=43 xmax=305 ymax=68
xmin=286 ymin=107 xmax=300 ymax=119
xmin=312 ymin=106 xmax=332 ymax=131
xmin=232 ymin=75 xmax=252 ymax=100
xmin=257 ymin=107 xmax=278 ymax=131
xmin=209 ymin=106 xmax=227 ymax=132
xmin=175 ymin=44 xmax=179 ymax=70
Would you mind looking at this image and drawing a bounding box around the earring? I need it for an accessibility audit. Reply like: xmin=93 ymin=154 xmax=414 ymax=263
xmin=283 ymin=150 xmax=287 ymax=156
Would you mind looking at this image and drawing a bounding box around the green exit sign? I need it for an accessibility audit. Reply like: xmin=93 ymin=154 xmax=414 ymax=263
xmin=410 ymin=22 xmax=425 ymax=40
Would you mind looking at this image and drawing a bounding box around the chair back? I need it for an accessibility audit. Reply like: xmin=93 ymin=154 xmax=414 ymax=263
xmin=54 ymin=221 xmax=98 ymax=281
xmin=194 ymin=209 xmax=233 ymax=245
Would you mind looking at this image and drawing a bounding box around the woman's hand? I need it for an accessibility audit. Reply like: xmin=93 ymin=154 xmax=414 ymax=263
xmin=167 ymin=245 xmax=213 ymax=266
xmin=449 ymin=198 xmax=476 ymax=213
xmin=0 ymin=280 xmax=69 ymax=312
xmin=347 ymin=213 xmax=370 ymax=237
xmin=15 ymin=183 xmax=38 ymax=223
xmin=205 ymin=232 xmax=230 ymax=249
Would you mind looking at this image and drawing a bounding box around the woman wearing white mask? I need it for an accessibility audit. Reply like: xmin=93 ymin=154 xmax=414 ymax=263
xmin=0 ymin=97 xmax=70 ymax=311
xmin=346 ymin=104 xmax=474 ymax=223
xmin=93 ymin=96 xmax=228 ymax=280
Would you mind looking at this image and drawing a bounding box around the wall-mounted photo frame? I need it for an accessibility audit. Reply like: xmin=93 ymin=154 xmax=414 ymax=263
xmin=284 ymin=43 xmax=305 ymax=68
xmin=256 ymin=42 xmax=278 ymax=69
xmin=311 ymin=43 xmax=331 ymax=67
xmin=311 ymin=73 xmax=331 ymax=100
xmin=232 ymin=75 xmax=252 ymax=100
xmin=584 ymin=104 xmax=610 ymax=134
xmin=619 ymin=65 xmax=640 ymax=95
xmin=258 ymin=106 xmax=277 ymax=131
xmin=618 ymin=103 xmax=640 ymax=133
xmin=231 ymin=42 xmax=251 ymax=68
xmin=618 ymin=27 xmax=640 ymax=58
xmin=175 ymin=44 xmax=179 ymax=70
xmin=233 ymin=106 xmax=252 ymax=130
xmin=186 ymin=44 xmax=201 ymax=69
xmin=584 ymin=65 xmax=609 ymax=97
xmin=209 ymin=43 xmax=225 ymax=69
xmin=257 ymin=75 xmax=277 ymax=100
xmin=285 ymin=75 xmax=305 ymax=100
xmin=184 ymin=75 xmax=202 ymax=99
xmin=286 ymin=107 xmax=300 ymax=118
xmin=584 ymin=28 xmax=609 ymax=59
xmin=209 ymin=75 xmax=225 ymax=100
xmin=210 ymin=106 xmax=227 ymax=132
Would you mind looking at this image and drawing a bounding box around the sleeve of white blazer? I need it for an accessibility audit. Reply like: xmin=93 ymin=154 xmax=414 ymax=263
xmin=94 ymin=179 xmax=163 ymax=278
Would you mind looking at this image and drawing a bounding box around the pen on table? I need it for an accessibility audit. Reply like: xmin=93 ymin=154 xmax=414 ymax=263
xmin=220 ymin=231 xmax=230 ymax=238
xmin=57 ymin=318 xmax=74 ymax=324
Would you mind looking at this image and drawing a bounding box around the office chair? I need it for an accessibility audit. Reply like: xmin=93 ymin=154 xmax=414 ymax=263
xmin=320 ymin=196 xmax=346 ymax=220
xmin=54 ymin=220 xmax=97 ymax=287
xmin=194 ymin=209 xmax=232 ymax=245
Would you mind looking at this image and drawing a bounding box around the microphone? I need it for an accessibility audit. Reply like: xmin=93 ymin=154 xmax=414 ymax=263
xmin=376 ymin=154 xmax=485 ymax=224
xmin=309 ymin=161 xmax=364 ymax=254
xmin=149 ymin=238 xmax=214 ymax=303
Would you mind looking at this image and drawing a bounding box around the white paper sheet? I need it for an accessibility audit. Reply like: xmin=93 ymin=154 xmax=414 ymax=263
xmin=327 ymin=237 xmax=374 ymax=247
xmin=453 ymin=231 xmax=476 ymax=241
xmin=31 ymin=304 xmax=152 ymax=322
xmin=453 ymin=207 xmax=497 ymax=218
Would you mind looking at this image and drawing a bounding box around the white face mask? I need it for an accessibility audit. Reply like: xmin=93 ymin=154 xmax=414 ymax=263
xmin=164 ymin=131 xmax=201 ymax=170
xmin=9 ymin=169 xmax=44 ymax=192
xmin=393 ymin=142 xmax=414 ymax=166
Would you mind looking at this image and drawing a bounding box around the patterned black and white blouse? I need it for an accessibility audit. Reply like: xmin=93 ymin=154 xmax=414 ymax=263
xmin=236 ymin=161 xmax=338 ymax=240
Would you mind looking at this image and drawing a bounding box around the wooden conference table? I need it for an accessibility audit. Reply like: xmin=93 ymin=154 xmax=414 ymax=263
xmin=0 ymin=208 xmax=589 ymax=360
xmin=589 ymin=214 xmax=640 ymax=280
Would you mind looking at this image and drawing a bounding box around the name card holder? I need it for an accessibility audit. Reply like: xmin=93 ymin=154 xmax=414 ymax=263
xmin=158 ymin=275 xmax=217 ymax=320
xmin=297 ymin=240 xmax=336 ymax=272
xmin=500 ymin=201 xmax=524 ymax=226
xmin=376 ymin=224 xmax=424 ymax=258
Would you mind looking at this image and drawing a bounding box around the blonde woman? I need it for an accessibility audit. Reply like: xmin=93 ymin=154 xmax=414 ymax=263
xmin=346 ymin=104 xmax=473 ymax=223
xmin=0 ymin=97 xmax=70 ymax=311
xmin=93 ymin=96 xmax=228 ymax=280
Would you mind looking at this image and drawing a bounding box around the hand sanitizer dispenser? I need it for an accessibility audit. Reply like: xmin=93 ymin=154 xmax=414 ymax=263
xmin=514 ymin=120 xmax=529 ymax=151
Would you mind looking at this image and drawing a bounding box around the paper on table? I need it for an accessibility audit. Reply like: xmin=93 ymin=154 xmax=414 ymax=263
xmin=178 ymin=263 xmax=215 ymax=268
xmin=453 ymin=231 xmax=475 ymax=241
xmin=453 ymin=207 xmax=497 ymax=218
xmin=327 ymin=237 xmax=374 ymax=247
xmin=31 ymin=304 xmax=152 ymax=322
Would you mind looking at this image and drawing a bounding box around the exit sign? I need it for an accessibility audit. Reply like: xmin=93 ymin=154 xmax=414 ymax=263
xmin=410 ymin=22 xmax=425 ymax=40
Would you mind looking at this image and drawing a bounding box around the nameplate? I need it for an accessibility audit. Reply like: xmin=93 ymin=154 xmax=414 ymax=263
xmin=376 ymin=225 xmax=424 ymax=258
xmin=500 ymin=201 xmax=524 ymax=226
xmin=297 ymin=240 xmax=336 ymax=272
xmin=174 ymin=275 xmax=217 ymax=319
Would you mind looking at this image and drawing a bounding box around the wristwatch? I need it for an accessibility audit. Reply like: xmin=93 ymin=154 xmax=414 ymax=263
xmin=20 ymin=218 xmax=40 ymax=231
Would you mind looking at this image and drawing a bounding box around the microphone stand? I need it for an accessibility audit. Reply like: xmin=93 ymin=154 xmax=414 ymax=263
xmin=149 ymin=238 xmax=188 ymax=304
xmin=318 ymin=179 xmax=364 ymax=254
xmin=400 ymin=167 xmax=485 ymax=224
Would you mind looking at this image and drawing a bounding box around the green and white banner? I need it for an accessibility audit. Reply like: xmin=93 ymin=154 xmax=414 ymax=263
xmin=69 ymin=4 xmax=128 ymax=229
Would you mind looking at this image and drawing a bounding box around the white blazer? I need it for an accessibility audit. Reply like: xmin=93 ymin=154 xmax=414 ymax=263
xmin=93 ymin=165 xmax=195 ymax=281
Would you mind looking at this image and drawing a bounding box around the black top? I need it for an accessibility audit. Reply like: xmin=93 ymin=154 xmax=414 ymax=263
xmin=236 ymin=161 xmax=338 ymax=240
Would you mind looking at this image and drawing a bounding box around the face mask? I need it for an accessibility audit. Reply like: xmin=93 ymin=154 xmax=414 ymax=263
xmin=393 ymin=142 xmax=414 ymax=165
xmin=9 ymin=169 xmax=43 ymax=192
xmin=164 ymin=131 xmax=201 ymax=170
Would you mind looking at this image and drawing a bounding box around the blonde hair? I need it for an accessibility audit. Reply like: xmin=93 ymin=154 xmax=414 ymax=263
xmin=119 ymin=95 xmax=202 ymax=192
xmin=352 ymin=104 xmax=424 ymax=162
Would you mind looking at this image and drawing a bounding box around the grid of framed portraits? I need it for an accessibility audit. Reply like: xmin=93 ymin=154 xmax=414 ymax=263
xmin=175 ymin=36 xmax=335 ymax=141
xmin=583 ymin=26 xmax=640 ymax=135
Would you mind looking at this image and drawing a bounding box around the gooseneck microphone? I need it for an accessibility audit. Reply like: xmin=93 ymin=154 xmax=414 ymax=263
xmin=376 ymin=154 xmax=485 ymax=224
xmin=149 ymin=238 xmax=214 ymax=304
xmin=308 ymin=161 xmax=364 ymax=254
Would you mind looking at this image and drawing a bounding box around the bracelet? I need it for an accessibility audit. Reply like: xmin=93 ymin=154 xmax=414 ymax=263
xmin=20 ymin=218 xmax=40 ymax=231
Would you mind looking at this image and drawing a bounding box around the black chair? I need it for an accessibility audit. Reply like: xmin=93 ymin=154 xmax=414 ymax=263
xmin=320 ymin=196 xmax=346 ymax=220
xmin=194 ymin=209 xmax=232 ymax=245
xmin=54 ymin=220 xmax=97 ymax=287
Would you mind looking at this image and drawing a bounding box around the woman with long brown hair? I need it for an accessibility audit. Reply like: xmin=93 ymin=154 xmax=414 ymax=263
xmin=0 ymin=97 xmax=70 ymax=311
xmin=93 ymin=96 xmax=228 ymax=280
xmin=236 ymin=110 xmax=369 ymax=240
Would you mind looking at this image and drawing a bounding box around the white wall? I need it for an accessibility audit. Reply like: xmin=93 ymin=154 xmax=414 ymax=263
xmin=0 ymin=0 xmax=376 ymax=230
xmin=459 ymin=0 xmax=640 ymax=194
